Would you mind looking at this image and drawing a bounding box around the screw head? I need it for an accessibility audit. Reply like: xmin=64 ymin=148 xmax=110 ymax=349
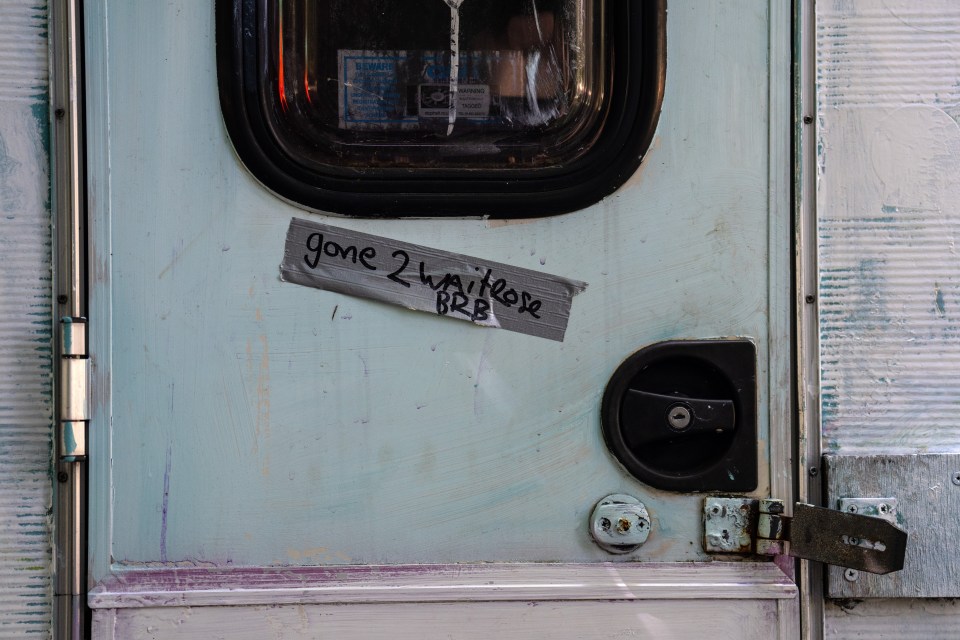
xmin=809 ymin=466 xmax=819 ymax=477
xmin=57 ymin=471 xmax=69 ymax=483
xmin=805 ymin=294 xmax=816 ymax=304
xmin=803 ymin=115 xmax=814 ymax=124
xmin=951 ymin=472 xmax=960 ymax=486
xmin=844 ymin=568 xmax=860 ymax=582
xmin=847 ymin=505 xmax=858 ymax=513
xmin=57 ymin=294 xmax=68 ymax=305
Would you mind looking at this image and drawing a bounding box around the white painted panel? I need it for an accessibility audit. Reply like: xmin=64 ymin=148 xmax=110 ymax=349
xmin=88 ymin=563 xmax=799 ymax=638
xmin=818 ymin=0 xmax=960 ymax=455
xmin=0 ymin=1 xmax=52 ymax=637
xmin=94 ymin=600 xmax=795 ymax=640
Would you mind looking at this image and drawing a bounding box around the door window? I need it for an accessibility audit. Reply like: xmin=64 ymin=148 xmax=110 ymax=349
xmin=217 ymin=0 xmax=665 ymax=215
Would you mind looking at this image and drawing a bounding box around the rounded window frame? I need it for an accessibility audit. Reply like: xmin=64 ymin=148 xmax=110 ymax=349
xmin=216 ymin=0 xmax=666 ymax=217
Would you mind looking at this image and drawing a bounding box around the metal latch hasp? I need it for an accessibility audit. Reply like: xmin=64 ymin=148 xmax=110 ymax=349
xmin=704 ymin=497 xmax=908 ymax=575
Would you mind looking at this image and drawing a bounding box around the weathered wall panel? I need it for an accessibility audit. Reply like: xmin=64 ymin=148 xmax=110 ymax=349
xmin=818 ymin=0 xmax=960 ymax=455
xmin=817 ymin=0 xmax=960 ymax=634
xmin=0 ymin=1 xmax=53 ymax=638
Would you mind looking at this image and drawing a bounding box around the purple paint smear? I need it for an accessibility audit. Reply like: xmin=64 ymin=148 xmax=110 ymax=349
xmin=160 ymin=445 xmax=172 ymax=562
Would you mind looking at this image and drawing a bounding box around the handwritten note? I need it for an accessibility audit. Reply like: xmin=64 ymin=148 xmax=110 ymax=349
xmin=280 ymin=218 xmax=587 ymax=341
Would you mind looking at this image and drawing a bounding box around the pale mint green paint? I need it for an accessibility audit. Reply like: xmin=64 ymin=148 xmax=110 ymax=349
xmin=85 ymin=0 xmax=791 ymax=580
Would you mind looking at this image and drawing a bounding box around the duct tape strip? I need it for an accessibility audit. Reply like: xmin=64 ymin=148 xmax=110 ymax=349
xmin=280 ymin=218 xmax=587 ymax=342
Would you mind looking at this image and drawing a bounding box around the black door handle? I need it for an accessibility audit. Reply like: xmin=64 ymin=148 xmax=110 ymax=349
xmin=621 ymin=390 xmax=735 ymax=448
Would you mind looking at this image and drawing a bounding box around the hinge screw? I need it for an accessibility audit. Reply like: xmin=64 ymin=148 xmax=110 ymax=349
xmin=57 ymin=471 xmax=69 ymax=483
xmin=847 ymin=505 xmax=858 ymax=513
xmin=951 ymin=472 xmax=960 ymax=486
xmin=808 ymin=466 xmax=818 ymax=477
xmin=803 ymin=115 xmax=814 ymax=125
xmin=805 ymin=294 xmax=816 ymax=304
xmin=57 ymin=294 xmax=68 ymax=305
xmin=844 ymin=568 xmax=859 ymax=582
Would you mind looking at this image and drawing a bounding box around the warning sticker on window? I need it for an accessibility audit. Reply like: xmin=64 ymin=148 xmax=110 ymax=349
xmin=417 ymin=83 xmax=492 ymax=118
xmin=337 ymin=49 xmax=523 ymax=131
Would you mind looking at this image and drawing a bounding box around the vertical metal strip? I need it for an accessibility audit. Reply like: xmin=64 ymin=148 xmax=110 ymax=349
xmin=768 ymin=0 xmax=794 ymax=508
xmin=51 ymin=0 xmax=88 ymax=637
xmin=796 ymin=0 xmax=824 ymax=638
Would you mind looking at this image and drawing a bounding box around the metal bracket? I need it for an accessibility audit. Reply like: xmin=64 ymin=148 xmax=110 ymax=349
xmin=58 ymin=317 xmax=88 ymax=460
xmin=704 ymin=497 xmax=908 ymax=575
xmin=825 ymin=454 xmax=960 ymax=598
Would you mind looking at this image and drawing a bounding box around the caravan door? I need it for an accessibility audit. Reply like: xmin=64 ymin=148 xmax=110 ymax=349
xmin=83 ymin=1 xmax=795 ymax=637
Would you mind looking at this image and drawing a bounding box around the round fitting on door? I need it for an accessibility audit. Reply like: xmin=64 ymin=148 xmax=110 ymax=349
xmin=589 ymin=494 xmax=651 ymax=554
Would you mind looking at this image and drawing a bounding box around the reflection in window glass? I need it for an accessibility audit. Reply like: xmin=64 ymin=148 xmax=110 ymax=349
xmin=270 ymin=1 xmax=604 ymax=168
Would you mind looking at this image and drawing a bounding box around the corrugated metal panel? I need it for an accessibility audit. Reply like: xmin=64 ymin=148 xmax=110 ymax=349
xmin=817 ymin=0 xmax=960 ymax=455
xmin=817 ymin=0 xmax=960 ymax=634
xmin=826 ymin=599 xmax=960 ymax=639
xmin=0 ymin=3 xmax=48 ymax=102
xmin=0 ymin=0 xmax=52 ymax=638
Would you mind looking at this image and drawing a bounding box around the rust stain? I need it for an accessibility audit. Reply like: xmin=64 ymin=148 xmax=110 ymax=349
xmin=286 ymin=547 xmax=351 ymax=563
xmin=485 ymin=216 xmax=538 ymax=228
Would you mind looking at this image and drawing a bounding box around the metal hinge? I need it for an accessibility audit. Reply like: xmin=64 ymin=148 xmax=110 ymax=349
xmin=59 ymin=317 xmax=88 ymax=461
xmin=704 ymin=496 xmax=908 ymax=575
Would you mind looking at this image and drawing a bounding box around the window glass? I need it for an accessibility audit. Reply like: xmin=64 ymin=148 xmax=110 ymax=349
xmin=270 ymin=0 xmax=604 ymax=168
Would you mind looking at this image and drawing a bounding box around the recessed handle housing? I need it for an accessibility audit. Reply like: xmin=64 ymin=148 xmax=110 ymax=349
xmin=601 ymin=340 xmax=757 ymax=492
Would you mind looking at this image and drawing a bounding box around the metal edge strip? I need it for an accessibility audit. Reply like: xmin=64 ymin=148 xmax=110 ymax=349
xmin=88 ymin=563 xmax=798 ymax=609
xmin=795 ymin=0 xmax=824 ymax=638
xmin=51 ymin=0 xmax=89 ymax=637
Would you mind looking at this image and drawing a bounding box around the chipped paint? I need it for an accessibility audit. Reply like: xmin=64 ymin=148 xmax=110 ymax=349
xmin=0 ymin=1 xmax=52 ymax=636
